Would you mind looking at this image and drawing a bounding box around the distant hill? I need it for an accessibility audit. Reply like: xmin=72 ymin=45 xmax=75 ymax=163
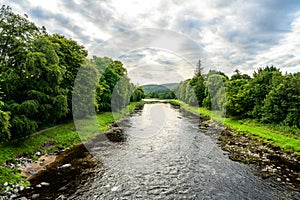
xmin=142 ymin=83 xmax=179 ymax=90
xmin=141 ymin=83 xmax=179 ymax=99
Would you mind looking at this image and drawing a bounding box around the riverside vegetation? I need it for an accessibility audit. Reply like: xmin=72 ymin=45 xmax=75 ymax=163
xmin=0 ymin=5 xmax=144 ymax=193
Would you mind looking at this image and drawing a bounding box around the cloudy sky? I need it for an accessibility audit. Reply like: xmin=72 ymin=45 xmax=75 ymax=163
xmin=4 ymin=0 xmax=300 ymax=84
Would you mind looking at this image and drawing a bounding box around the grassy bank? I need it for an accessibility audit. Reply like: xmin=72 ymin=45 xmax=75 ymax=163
xmin=0 ymin=101 xmax=144 ymax=191
xmin=170 ymin=100 xmax=300 ymax=155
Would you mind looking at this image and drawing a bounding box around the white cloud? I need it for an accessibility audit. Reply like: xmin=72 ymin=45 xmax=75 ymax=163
xmin=3 ymin=0 xmax=300 ymax=80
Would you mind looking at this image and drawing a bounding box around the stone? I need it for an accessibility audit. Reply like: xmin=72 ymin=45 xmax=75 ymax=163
xmin=4 ymin=191 xmax=11 ymax=196
xmin=276 ymin=178 xmax=281 ymax=182
xmin=3 ymin=182 xmax=8 ymax=186
xmin=60 ymin=163 xmax=71 ymax=169
xmin=56 ymin=194 xmax=67 ymax=200
xmin=36 ymin=184 xmax=42 ymax=188
xmin=17 ymin=197 xmax=28 ymax=200
xmin=12 ymin=188 xmax=18 ymax=194
xmin=0 ymin=196 xmax=8 ymax=200
xmin=28 ymin=169 xmax=38 ymax=175
xmin=40 ymin=182 xmax=50 ymax=186
xmin=58 ymin=186 xmax=67 ymax=191
xmin=19 ymin=186 xmax=24 ymax=191
xmin=32 ymin=194 xmax=40 ymax=199
xmin=35 ymin=151 xmax=41 ymax=156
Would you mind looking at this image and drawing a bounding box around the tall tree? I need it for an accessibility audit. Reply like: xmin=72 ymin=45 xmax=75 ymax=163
xmin=0 ymin=5 xmax=41 ymax=67
xmin=47 ymin=34 xmax=88 ymax=115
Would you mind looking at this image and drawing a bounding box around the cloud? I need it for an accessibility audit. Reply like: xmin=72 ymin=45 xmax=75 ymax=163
xmin=3 ymin=0 xmax=300 ymax=79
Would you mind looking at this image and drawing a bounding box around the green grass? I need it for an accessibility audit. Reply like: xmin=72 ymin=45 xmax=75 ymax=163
xmin=170 ymin=100 xmax=300 ymax=155
xmin=0 ymin=101 xmax=144 ymax=191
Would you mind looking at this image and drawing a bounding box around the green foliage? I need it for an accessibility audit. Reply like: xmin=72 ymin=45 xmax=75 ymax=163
xmin=93 ymin=57 xmax=133 ymax=112
xmin=142 ymin=84 xmax=175 ymax=99
xmin=0 ymin=100 xmax=10 ymax=141
xmin=225 ymin=79 xmax=252 ymax=117
xmin=261 ymin=72 xmax=300 ymax=127
xmin=0 ymin=7 xmax=71 ymax=140
xmin=0 ymin=5 xmax=41 ymax=67
xmin=72 ymin=59 xmax=99 ymax=119
xmin=189 ymin=76 xmax=205 ymax=106
xmin=47 ymin=34 xmax=88 ymax=113
xmin=131 ymin=86 xmax=145 ymax=101
xmin=173 ymin=66 xmax=300 ymax=129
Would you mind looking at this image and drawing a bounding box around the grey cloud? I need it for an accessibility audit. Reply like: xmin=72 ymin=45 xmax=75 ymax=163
xmin=3 ymin=0 xmax=300 ymax=76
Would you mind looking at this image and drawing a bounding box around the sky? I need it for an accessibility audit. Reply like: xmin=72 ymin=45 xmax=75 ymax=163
xmin=3 ymin=0 xmax=300 ymax=84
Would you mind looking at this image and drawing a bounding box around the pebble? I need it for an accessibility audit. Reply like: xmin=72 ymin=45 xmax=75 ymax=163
xmin=3 ymin=182 xmax=8 ymax=186
xmin=286 ymin=178 xmax=290 ymax=182
xmin=41 ymin=182 xmax=50 ymax=186
xmin=35 ymin=151 xmax=41 ymax=156
xmin=19 ymin=186 xmax=24 ymax=191
xmin=32 ymin=194 xmax=40 ymax=199
xmin=18 ymin=197 xmax=28 ymax=200
xmin=276 ymin=178 xmax=281 ymax=182
xmin=56 ymin=194 xmax=67 ymax=200
xmin=60 ymin=163 xmax=71 ymax=169
xmin=36 ymin=184 xmax=42 ymax=188
xmin=28 ymin=169 xmax=38 ymax=175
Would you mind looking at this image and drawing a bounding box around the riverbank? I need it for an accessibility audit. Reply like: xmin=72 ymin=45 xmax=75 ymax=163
xmin=0 ymin=101 xmax=144 ymax=194
xmin=169 ymin=100 xmax=300 ymax=187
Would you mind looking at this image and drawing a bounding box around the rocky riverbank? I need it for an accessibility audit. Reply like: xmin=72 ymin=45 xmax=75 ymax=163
xmin=171 ymin=100 xmax=300 ymax=190
xmin=218 ymin=128 xmax=300 ymax=189
xmin=0 ymin=125 xmax=129 ymax=200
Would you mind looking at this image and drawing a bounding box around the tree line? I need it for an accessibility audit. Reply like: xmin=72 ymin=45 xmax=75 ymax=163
xmin=173 ymin=67 xmax=300 ymax=129
xmin=0 ymin=5 xmax=144 ymax=142
xmin=141 ymin=84 xmax=176 ymax=99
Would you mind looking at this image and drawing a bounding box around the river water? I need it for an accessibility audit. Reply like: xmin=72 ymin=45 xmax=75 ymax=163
xmin=23 ymin=103 xmax=300 ymax=199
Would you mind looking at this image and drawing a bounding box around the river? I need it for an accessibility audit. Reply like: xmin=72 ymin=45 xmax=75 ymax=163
xmin=22 ymin=102 xmax=300 ymax=199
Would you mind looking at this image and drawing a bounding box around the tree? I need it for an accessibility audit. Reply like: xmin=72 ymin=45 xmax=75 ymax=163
xmin=225 ymin=79 xmax=252 ymax=118
xmin=0 ymin=5 xmax=41 ymax=67
xmin=0 ymin=98 xmax=10 ymax=141
xmin=250 ymin=66 xmax=282 ymax=118
xmin=189 ymin=75 xmax=205 ymax=106
xmin=261 ymin=72 xmax=300 ymax=127
xmin=47 ymin=34 xmax=88 ymax=115
xmin=231 ymin=69 xmax=251 ymax=80
xmin=3 ymin=36 xmax=69 ymax=138
xmin=72 ymin=59 xmax=99 ymax=118
xmin=202 ymin=73 xmax=227 ymax=110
